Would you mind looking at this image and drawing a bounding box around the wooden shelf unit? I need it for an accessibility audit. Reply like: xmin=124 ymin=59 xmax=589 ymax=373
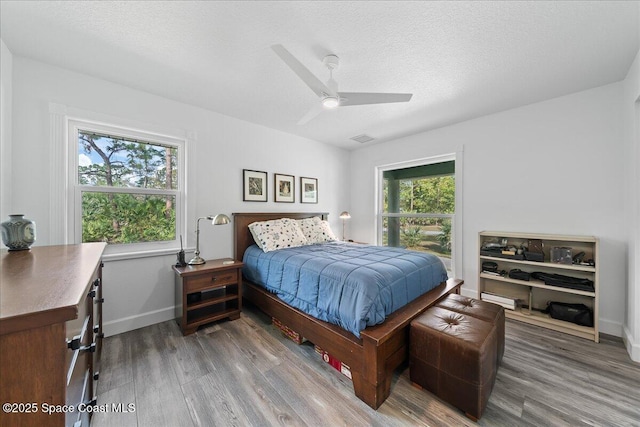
xmin=173 ymin=258 xmax=243 ymax=335
xmin=478 ymin=231 xmax=599 ymax=342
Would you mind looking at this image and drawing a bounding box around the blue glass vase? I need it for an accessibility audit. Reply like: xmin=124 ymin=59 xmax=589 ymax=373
xmin=1 ymin=214 xmax=36 ymax=251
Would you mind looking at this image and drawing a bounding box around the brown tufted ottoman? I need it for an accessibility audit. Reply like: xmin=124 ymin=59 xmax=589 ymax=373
xmin=436 ymin=293 xmax=505 ymax=364
xmin=410 ymin=306 xmax=498 ymax=421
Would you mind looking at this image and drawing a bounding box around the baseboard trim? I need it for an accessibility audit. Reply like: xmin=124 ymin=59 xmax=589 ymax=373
xmin=598 ymin=317 xmax=622 ymax=338
xmin=623 ymin=325 xmax=640 ymax=363
xmin=103 ymin=306 xmax=175 ymax=337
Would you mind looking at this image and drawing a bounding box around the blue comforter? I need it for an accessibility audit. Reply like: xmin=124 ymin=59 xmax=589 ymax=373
xmin=242 ymin=242 xmax=448 ymax=337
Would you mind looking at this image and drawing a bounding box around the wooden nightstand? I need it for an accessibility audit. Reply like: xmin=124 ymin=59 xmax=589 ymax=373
xmin=173 ymin=258 xmax=243 ymax=335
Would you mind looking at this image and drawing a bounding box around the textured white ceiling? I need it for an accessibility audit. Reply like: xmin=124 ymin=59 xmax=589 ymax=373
xmin=1 ymin=1 xmax=638 ymax=149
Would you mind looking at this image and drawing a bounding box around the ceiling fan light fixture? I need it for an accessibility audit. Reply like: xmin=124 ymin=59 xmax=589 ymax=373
xmin=271 ymin=45 xmax=412 ymax=124
xmin=322 ymin=96 xmax=339 ymax=109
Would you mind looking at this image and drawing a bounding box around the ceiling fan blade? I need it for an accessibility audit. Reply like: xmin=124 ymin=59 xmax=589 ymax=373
xmin=338 ymin=92 xmax=413 ymax=107
xmin=297 ymin=103 xmax=324 ymax=125
xmin=272 ymin=44 xmax=334 ymax=98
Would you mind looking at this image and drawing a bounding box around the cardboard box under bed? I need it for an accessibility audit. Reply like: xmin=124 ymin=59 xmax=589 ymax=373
xmin=272 ymin=317 xmax=351 ymax=378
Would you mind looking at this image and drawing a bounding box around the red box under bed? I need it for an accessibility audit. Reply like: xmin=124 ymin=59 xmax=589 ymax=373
xmin=314 ymin=345 xmax=352 ymax=379
xmin=272 ymin=317 xmax=306 ymax=344
xmin=271 ymin=317 xmax=352 ymax=379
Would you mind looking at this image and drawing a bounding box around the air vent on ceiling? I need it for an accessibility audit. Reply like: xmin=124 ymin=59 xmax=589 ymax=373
xmin=350 ymin=134 xmax=375 ymax=144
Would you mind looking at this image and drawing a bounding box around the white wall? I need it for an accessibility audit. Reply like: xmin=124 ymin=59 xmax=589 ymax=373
xmin=10 ymin=56 xmax=350 ymax=336
xmin=0 ymin=39 xmax=12 ymax=220
xmin=623 ymin=43 xmax=640 ymax=360
xmin=349 ymin=83 xmax=628 ymax=338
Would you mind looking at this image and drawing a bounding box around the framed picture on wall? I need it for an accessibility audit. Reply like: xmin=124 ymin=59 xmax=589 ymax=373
xmin=243 ymin=169 xmax=268 ymax=202
xmin=300 ymin=176 xmax=318 ymax=204
xmin=274 ymin=173 xmax=295 ymax=203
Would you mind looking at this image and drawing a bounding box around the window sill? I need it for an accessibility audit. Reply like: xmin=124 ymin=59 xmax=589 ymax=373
xmin=102 ymin=246 xmax=194 ymax=262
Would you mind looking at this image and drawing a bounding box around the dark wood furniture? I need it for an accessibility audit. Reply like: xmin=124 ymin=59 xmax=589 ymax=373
xmin=410 ymin=304 xmax=500 ymax=421
xmin=233 ymin=212 xmax=463 ymax=409
xmin=0 ymin=243 xmax=106 ymax=427
xmin=173 ymin=258 xmax=243 ymax=335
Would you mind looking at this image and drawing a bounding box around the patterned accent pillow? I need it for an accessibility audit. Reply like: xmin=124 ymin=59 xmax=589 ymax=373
xmin=249 ymin=218 xmax=308 ymax=252
xmin=297 ymin=217 xmax=338 ymax=244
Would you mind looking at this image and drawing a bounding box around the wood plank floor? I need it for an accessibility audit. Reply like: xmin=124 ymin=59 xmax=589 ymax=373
xmin=94 ymin=305 xmax=640 ymax=427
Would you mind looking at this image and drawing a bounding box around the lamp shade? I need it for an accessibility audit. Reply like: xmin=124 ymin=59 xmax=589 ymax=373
xmin=211 ymin=214 xmax=230 ymax=225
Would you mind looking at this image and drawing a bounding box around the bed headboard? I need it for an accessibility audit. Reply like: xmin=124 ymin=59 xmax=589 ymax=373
xmin=233 ymin=212 xmax=329 ymax=262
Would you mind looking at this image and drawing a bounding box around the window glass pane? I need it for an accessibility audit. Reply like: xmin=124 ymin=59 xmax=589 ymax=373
xmin=82 ymin=192 xmax=176 ymax=244
xmin=382 ymin=216 xmax=452 ymax=273
xmin=78 ymin=131 xmax=178 ymax=190
xmin=383 ymin=175 xmax=455 ymax=214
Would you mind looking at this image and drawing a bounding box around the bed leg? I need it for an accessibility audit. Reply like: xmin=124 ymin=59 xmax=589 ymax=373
xmin=351 ymin=334 xmax=403 ymax=409
xmin=351 ymin=371 xmax=389 ymax=410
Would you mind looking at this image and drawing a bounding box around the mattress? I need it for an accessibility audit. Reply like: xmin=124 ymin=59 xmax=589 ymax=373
xmin=242 ymin=242 xmax=448 ymax=337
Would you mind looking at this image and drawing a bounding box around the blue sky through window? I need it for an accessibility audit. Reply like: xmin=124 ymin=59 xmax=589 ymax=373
xmin=78 ymin=135 xmax=134 ymax=167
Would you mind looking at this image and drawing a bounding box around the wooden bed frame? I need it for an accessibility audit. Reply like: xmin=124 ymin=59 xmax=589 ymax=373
xmin=233 ymin=212 xmax=463 ymax=409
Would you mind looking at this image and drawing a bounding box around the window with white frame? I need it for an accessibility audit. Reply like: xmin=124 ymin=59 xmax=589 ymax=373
xmin=378 ymin=157 xmax=459 ymax=276
xmin=68 ymin=120 xmax=185 ymax=251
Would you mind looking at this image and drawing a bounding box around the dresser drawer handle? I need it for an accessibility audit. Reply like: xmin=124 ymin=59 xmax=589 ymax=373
xmin=79 ymin=342 xmax=96 ymax=353
xmin=88 ymin=289 xmax=97 ymax=299
xmin=93 ymin=371 xmax=100 ymax=381
xmin=93 ymin=324 xmax=100 ymax=333
xmin=67 ymin=335 xmax=81 ymax=350
xmin=93 ymin=278 xmax=101 ymax=288
xmin=93 ymin=325 xmax=105 ymax=339
xmin=95 ymin=297 xmax=105 ymax=304
xmin=82 ymin=397 xmax=97 ymax=407
xmin=67 ymin=316 xmax=90 ymax=350
xmin=211 ymin=277 xmax=217 ymax=282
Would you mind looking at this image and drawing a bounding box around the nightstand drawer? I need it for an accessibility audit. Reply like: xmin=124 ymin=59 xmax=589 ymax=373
xmin=185 ymin=270 xmax=237 ymax=292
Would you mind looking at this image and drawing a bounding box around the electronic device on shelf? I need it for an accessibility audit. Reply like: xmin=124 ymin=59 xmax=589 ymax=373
xmin=176 ymin=235 xmax=187 ymax=267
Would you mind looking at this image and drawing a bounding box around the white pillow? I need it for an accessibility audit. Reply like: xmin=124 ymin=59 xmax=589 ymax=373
xmin=297 ymin=217 xmax=338 ymax=244
xmin=249 ymin=218 xmax=308 ymax=252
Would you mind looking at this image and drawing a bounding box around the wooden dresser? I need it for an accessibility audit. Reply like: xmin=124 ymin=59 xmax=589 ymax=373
xmin=0 ymin=243 xmax=106 ymax=427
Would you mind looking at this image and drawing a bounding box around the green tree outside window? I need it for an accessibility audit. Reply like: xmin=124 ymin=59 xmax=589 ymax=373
xmin=78 ymin=131 xmax=178 ymax=244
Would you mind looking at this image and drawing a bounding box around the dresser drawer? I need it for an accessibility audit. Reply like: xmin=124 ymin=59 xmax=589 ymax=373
xmin=65 ymin=277 xmax=98 ymax=343
xmin=65 ymin=280 xmax=96 ymax=373
xmin=185 ymin=270 xmax=237 ymax=292
xmin=66 ymin=368 xmax=91 ymax=427
xmin=66 ymin=314 xmax=92 ymax=400
xmin=65 ymin=364 xmax=91 ymax=426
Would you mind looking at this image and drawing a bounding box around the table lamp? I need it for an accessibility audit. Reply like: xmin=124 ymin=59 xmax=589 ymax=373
xmin=339 ymin=211 xmax=351 ymax=241
xmin=189 ymin=214 xmax=230 ymax=265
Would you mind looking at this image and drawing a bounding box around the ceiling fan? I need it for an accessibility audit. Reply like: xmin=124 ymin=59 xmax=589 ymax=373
xmin=272 ymin=44 xmax=413 ymax=125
